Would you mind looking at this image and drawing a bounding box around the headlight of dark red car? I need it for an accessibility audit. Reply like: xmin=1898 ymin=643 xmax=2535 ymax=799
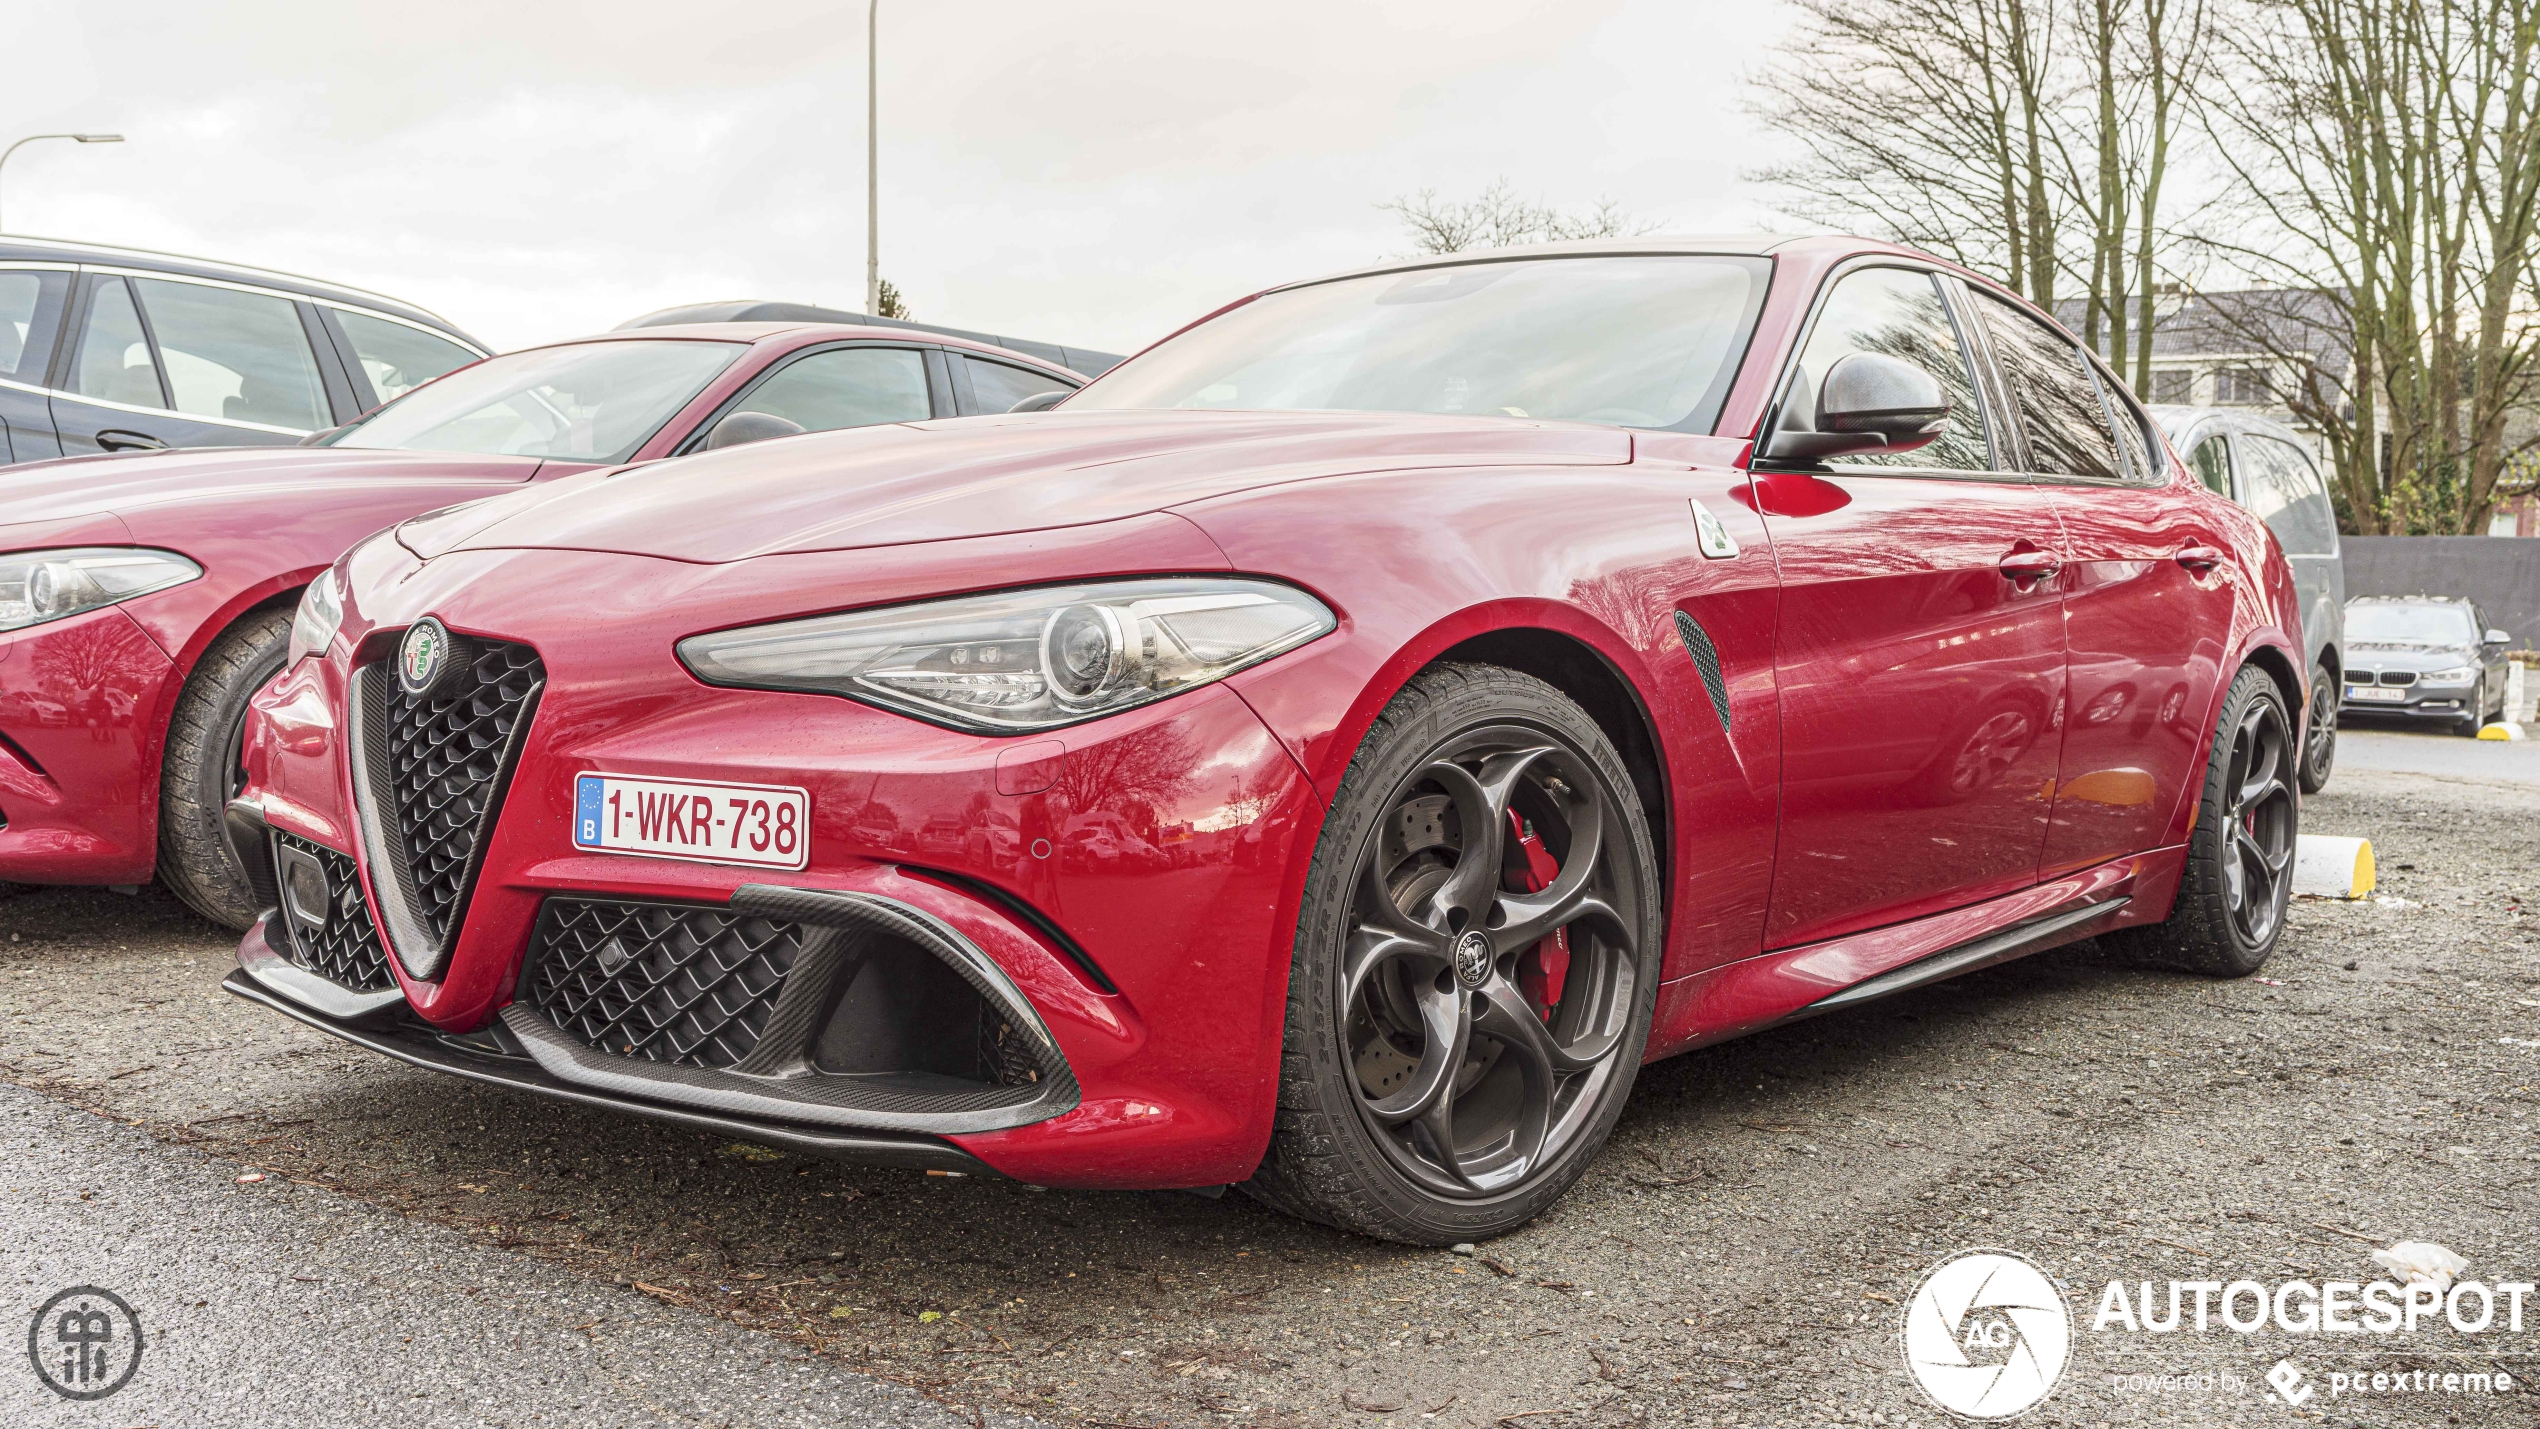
xmin=677 ymin=577 xmax=1335 ymax=733
xmin=0 ymin=547 xmax=202 ymax=633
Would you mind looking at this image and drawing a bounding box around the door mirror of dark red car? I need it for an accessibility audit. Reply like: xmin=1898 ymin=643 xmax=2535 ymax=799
xmin=704 ymin=410 xmax=808 ymax=451
xmin=1763 ymin=353 xmax=1952 ymax=463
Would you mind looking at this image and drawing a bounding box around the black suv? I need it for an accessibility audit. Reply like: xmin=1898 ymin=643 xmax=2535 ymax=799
xmin=2340 ymin=595 xmax=2514 ymax=735
xmin=0 ymin=236 xmax=486 ymax=464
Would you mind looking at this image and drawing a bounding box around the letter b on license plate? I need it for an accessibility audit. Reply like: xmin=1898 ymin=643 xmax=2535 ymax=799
xmin=573 ymin=773 xmax=810 ymax=870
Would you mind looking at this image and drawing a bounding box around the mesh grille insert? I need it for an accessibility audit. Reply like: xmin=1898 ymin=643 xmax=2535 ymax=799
xmin=272 ymin=833 xmax=396 ymax=993
xmin=1674 ymin=610 xmax=1733 ymax=731
xmin=523 ymin=899 xmax=805 ymax=1070
xmin=371 ymin=638 xmax=543 ymax=947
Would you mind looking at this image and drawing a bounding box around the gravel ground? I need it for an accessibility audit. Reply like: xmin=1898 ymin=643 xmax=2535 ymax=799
xmin=3 ymin=733 xmax=2532 ymax=1427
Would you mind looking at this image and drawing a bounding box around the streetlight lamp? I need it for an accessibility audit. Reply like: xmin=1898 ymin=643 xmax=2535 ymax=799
xmin=0 ymin=133 xmax=124 ymax=235
xmin=867 ymin=0 xmax=881 ymax=317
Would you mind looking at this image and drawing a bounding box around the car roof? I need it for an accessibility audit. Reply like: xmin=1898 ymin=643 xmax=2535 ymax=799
xmin=0 ymin=234 xmax=478 ymax=343
xmin=1263 ymin=234 xmax=1806 ymax=295
xmin=512 ymin=321 xmax=1092 ymax=377
xmin=614 ymin=300 xmax=1123 ymax=376
xmin=2145 ymin=404 xmax=2313 ymax=447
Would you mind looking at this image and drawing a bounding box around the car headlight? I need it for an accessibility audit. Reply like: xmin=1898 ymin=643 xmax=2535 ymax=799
xmin=0 ymin=547 xmax=202 ymax=634
xmin=287 ymin=569 xmax=344 ymax=666
xmin=2421 ymin=665 xmax=2477 ymax=684
xmin=678 ymin=577 xmax=1336 ymax=733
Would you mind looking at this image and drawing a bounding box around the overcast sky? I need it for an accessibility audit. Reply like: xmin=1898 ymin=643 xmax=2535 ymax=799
xmin=8 ymin=1 xmax=1799 ymax=357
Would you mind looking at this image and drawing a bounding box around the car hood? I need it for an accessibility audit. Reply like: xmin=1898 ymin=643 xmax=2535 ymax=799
xmin=400 ymin=409 xmax=1634 ymax=564
xmin=0 ymin=446 xmax=549 ymax=533
xmin=2347 ymin=642 xmax=2479 ymax=671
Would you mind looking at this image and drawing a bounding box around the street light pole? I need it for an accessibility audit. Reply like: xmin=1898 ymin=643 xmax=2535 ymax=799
xmin=0 ymin=133 xmax=125 ymax=235
xmin=866 ymin=0 xmax=881 ymax=317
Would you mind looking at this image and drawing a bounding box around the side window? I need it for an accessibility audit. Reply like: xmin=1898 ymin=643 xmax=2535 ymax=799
xmin=723 ymin=346 xmax=931 ymax=436
xmin=2187 ymin=435 xmax=2232 ymax=495
xmin=2090 ymin=363 xmax=2157 ymax=481
xmin=131 ymin=278 xmax=330 ymax=431
xmin=1790 ymin=267 xmax=1991 ymax=471
xmin=0 ymin=271 xmax=70 ymax=383
xmin=335 ymin=311 xmax=478 ymax=405
xmin=962 ymin=355 xmax=1071 ymax=414
xmin=72 ymin=278 xmax=167 ymax=410
xmin=2246 ymin=435 xmax=2337 ymax=555
xmin=1971 ymin=293 xmax=2122 ymax=479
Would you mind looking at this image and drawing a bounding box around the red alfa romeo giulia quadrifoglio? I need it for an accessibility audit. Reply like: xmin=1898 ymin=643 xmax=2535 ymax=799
xmin=226 ymin=237 xmax=2306 ymax=1244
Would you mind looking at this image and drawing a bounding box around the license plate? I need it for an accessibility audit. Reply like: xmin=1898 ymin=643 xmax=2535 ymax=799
xmin=572 ymin=773 xmax=809 ymax=869
xmin=2346 ymin=686 xmax=2407 ymax=703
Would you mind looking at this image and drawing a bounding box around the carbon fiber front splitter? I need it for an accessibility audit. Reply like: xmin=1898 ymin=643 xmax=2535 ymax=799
xmin=220 ymin=968 xmax=994 ymax=1176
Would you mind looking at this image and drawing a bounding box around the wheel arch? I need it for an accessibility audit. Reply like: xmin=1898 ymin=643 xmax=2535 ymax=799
xmin=1432 ymin=626 xmax=1674 ymax=910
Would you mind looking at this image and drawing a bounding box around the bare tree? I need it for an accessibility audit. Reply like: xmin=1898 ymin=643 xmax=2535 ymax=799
xmin=2196 ymin=0 xmax=2540 ymax=533
xmin=1378 ymin=179 xmax=1649 ymax=255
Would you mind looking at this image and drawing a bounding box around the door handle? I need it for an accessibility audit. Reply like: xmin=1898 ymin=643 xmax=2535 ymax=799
xmin=2174 ymin=545 xmax=2225 ymax=571
xmin=1997 ymin=549 xmax=2062 ymax=584
xmin=95 ymin=429 xmax=167 ymax=453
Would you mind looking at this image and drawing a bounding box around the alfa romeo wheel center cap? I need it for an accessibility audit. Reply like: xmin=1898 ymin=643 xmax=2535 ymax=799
xmin=1452 ymin=930 xmax=1493 ymax=988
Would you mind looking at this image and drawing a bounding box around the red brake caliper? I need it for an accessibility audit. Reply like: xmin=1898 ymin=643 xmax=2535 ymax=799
xmin=1509 ymin=811 xmax=1569 ymax=1022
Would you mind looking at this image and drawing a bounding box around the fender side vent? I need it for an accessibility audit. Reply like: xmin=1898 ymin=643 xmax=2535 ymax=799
xmin=1674 ymin=610 xmax=1733 ymax=732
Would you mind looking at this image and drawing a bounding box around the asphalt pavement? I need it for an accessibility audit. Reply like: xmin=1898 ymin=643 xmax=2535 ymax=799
xmin=2335 ymin=725 xmax=2540 ymax=786
xmin=2 ymin=724 xmax=2533 ymax=1427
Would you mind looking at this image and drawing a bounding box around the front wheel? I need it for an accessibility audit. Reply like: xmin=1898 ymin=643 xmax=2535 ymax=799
xmin=2457 ymin=676 xmax=2487 ymax=737
xmin=2109 ymin=665 xmax=2297 ymax=977
xmin=2298 ymin=666 xmax=2336 ymax=793
xmin=158 ymin=608 xmax=294 ymax=929
xmin=1243 ymin=664 xmax=1662 ymax=1245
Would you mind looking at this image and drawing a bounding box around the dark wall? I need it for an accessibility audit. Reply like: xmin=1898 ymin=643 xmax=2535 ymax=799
xmin=2342 ymin=536 xmax=2540 ymax=648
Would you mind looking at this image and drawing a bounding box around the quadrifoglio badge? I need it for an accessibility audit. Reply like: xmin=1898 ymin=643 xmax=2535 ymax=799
xmin=1901 ymin=1244 xmax=2528 ymax=1417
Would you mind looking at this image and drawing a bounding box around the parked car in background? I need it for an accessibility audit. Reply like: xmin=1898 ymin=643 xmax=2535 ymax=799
xmin=619 ymin=299 xmax=1124 ymax=385
xmin=2339 ymin=595 xmax=2513 ymax=735
xmin=0 ymin=319 xmax=1093 ymax=928
xmin=2153 ymin=406 xmax=2344 ymax=790
xmin=0 ymin=237 xmax=486 ymax=464
xmin=229 ymin=236 xmax=2306 ymax=1245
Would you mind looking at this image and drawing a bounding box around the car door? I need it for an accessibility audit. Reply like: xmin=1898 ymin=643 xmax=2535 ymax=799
xmin=670 ymin=341 xmax=947 ymax=452
xmin=0 ymin=265 xmax=73 ymax=464
xmin=1750 ymin=263 xmax=2073 ymax=950
xmin=1968 ymin=290 xmax=2235 ymax=878
xmin=49 ymin=271 xmax=338 ymax=456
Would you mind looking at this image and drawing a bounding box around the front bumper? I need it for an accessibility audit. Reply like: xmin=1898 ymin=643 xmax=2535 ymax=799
xmin=0 ymin=607 xmax=181 ymax=884
xmin=2338 ymin=687 xmax=2476 ymax=719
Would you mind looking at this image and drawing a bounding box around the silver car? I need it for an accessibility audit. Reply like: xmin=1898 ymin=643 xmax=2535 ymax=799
xmin=2153 ymin=407 xmax=2345 ymax=790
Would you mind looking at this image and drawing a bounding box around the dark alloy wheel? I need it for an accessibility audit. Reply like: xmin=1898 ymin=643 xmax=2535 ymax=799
xmin=2297 ymin=666 xmax=2336 ymax=793
xmin=2109 ymin=665 xmax=2296 ymax=976
xmin=1246 ymin=664 xmax=1660 ymax=1244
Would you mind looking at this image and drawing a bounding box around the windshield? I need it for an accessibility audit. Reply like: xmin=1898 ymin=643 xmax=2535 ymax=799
xmin=1066 ymin=255 xmax=1772 ymax=432
xmin=329 ymin=340 xmax=743 ymax=463
xmin=2347 ymin=603 xmax=2476 ymax=645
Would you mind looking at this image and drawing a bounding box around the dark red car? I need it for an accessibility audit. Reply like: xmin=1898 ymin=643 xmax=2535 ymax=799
xmin=0 ymin=321 xmax=1090 ymax=926
xmin=227 ymin=238 xmax=2305 ymax=1244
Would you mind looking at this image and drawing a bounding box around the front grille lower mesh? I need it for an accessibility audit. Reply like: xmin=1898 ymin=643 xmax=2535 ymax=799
xmin=272 ymin=833 xmax=396 ymax=993
xmin=372 ymin=638 xmax=544 ymax=947
xmin=522 ymin=899 xmax=806 ymax=1070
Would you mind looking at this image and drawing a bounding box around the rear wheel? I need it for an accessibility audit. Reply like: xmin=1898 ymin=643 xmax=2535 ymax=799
xmin=2109 ymin=665 xmax=2296 ymax=977
xmin=2297 ymin=666 xmax=2336 ymax=793
xmin=158 ymin=608 xmax=294 ymax=929
xmin=1244 ymin=664 xmax=1662 ymax=1245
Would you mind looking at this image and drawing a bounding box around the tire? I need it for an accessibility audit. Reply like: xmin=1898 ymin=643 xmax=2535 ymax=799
xmin=2297 ymin=665 xmax=2336 ymax=794
xmin=2457 ymin=676 xmax=2486 ymax=737
xmin=2108 ymin=665 xmax=2297 ymax=977
xmin=157 ymin=607 xmax=295 ymax=929
xmin=1242 ymin=663 xmax=1663 ymax=1245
